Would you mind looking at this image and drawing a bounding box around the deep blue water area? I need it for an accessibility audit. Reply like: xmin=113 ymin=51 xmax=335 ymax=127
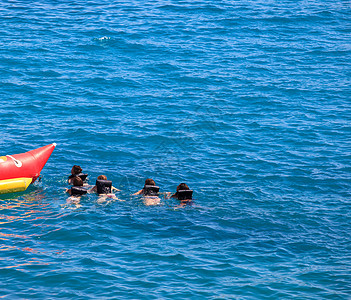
xmin=1 ymin=0 xmax=350 ymax=298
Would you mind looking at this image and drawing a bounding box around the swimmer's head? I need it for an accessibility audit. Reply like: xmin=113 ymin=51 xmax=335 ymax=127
xmin=97 ymin=175 xmax=107 ymax=180
xmin=72 ymin=176 xmax=84 ymax=187
xmin=71 ymin=165 xmax=82 ymax=175
xmin=177 ymin=183 xmax=189 ymax=192
xmin=144 ymin=178 xmax=155 ymax=187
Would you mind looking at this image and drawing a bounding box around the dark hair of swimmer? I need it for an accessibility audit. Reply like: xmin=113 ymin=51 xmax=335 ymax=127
xmin=71 ymin=165 xmax=83 ymax=175
xmin=144 ymin=178 xmax=155 ymax=187
xmin=72 ymin=176 xmax=84 ymax=187
xmin=97 ymin=175 xmax=107 ymax=180
xmin=177 ymin=183 xmax=189 ymax=192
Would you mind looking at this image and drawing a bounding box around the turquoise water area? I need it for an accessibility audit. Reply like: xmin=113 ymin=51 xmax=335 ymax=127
xmin=1 ymin=0 xmax=350 ymax=298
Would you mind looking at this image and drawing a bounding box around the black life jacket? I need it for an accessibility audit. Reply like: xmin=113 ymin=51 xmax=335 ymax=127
xmin=143 ymin=185 xmax=160 ymax=196
xmin=68 ymin=173 xmax=88 ymax=182
xmin=177 ymin=190 xmax=193 ymax=200
xmin=96 ymin=179 xmax=112 ymax=194
xmin=71 ymin=186 xmax=88 ymax=196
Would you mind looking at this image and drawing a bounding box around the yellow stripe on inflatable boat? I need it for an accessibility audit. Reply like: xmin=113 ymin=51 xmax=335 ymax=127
xmin=0 ymin=178 xmax=33 ymax=195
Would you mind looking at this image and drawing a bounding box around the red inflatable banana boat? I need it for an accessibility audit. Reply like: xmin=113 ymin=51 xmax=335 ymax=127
xmin=0 ymin=143 xmax=56 ymax=195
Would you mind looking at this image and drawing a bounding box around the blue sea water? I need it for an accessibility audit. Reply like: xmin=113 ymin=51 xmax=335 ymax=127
xmin=0 ymin=0 xmax=350 ymax=298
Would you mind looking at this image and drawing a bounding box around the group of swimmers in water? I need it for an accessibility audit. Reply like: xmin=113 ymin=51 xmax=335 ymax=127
xmin=65 ymin=165 xmax=193 ymax=208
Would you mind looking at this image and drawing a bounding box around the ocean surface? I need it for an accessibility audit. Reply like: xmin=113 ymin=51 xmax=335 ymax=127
xmin=0 ymin=0 xmax=350 ymax=298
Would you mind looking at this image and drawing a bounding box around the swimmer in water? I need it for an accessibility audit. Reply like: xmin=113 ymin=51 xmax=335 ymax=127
xmin=68 ymin=165 xmax=88 ymax=185
xmin=89 ymin=175 xmax=120 ymax=193
xmin=65 ymin=176 xmax=87 ymax=208
xmin=66 ymin=176 xmax=84 ymax=195
xmin=133 ymin=178 xmax=160 ymax=206
xmin=170 ymin=183 xmax=193 ymax=208
xmin=90 ymin=175 xmax=121 ymax=203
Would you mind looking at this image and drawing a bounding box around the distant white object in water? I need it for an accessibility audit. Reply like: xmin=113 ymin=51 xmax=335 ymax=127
xmin=97 ymin=36 xmax=111 ymax=41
